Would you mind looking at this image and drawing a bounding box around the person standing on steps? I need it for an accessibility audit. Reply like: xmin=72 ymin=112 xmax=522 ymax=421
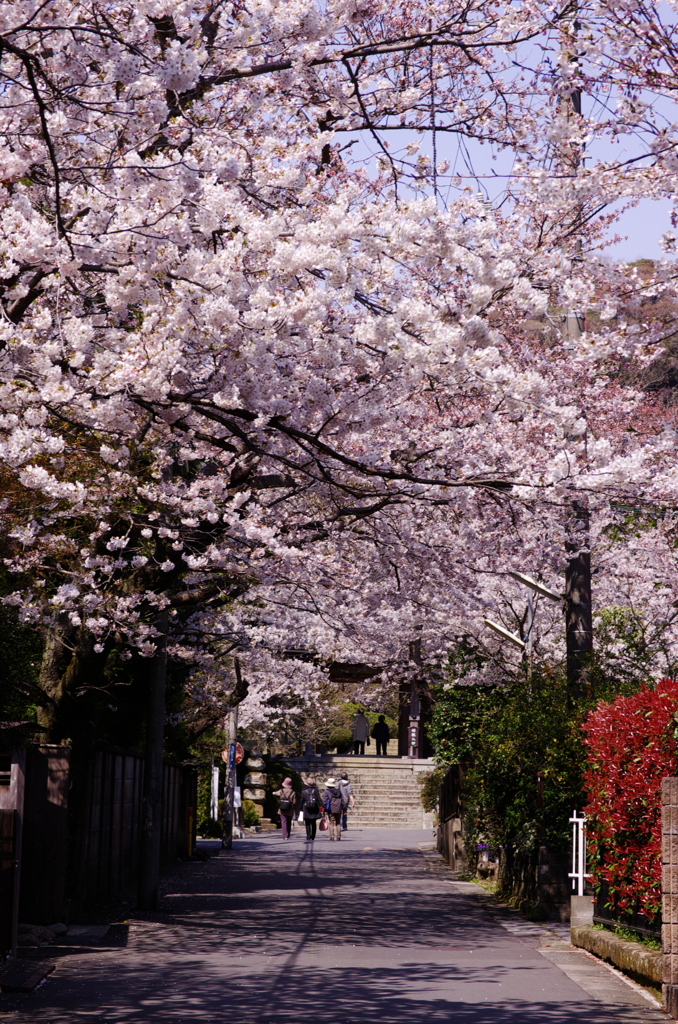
xmin=299 ymin=776 xmax=322 ymax=841
xmin=273 ymin=777 xmax=297 ymax=839
xmin=351 ymin=709 xmax=371 ymax=755
xmin=323 ymin=777 xmax=344 ymax=840
xmin=371 ymin=715 xmax=390 ymax=757
xmin=338 ymin=772 xmax=355 ymax=831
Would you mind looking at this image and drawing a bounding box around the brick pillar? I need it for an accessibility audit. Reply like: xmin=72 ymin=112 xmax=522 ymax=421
xmin=663 ymin=777 xmax=678 ymax=1017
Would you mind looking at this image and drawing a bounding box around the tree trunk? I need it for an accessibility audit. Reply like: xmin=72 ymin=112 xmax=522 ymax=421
xmin=137 ymin=612 xmax=168 ymax=910
xmin=565 ymin=499 xmax=593 ymax=702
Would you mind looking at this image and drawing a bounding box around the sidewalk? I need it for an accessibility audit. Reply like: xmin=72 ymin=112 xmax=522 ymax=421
xmin=1 ymin=826 xmax=672 ymax=1024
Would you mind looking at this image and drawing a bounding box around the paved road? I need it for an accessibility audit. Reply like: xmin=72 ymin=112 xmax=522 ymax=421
xmin=1 ymin=826 xmax=671 ymax=1023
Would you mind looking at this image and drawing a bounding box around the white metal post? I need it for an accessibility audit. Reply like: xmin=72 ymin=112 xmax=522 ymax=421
xmin=568 ymin=810 xmax=591 ymax=896
xmin=210 ymin=760 xmax=219 ymax=820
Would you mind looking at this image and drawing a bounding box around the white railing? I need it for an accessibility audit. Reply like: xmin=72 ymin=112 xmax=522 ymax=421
xmin=569 ymin=810 xmax=591 ymax=896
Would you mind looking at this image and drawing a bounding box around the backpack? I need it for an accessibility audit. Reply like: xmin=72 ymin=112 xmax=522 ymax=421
xmin=279 ymin=790 xmax=294 ymax=813
xmin=303 ymin=788 xmax=319 ymax=814
xmin=327 ymin=788 xmax=343 ymax=814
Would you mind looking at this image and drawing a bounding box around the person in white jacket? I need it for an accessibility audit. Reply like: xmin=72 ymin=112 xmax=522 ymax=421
xmin=351 ymin=710 xmax=370 ymax=755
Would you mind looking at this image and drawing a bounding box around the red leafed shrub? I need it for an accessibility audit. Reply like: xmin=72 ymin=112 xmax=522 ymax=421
xmin=583 ymin=678 xmax=678 ymax=919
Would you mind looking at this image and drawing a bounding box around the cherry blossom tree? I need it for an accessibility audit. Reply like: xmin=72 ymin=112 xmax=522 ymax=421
xmin=1 ymin=0 xmax=678 ymax=744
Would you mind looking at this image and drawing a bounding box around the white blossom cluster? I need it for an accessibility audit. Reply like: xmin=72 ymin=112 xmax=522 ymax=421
xmin=1 ymin=0 xmax=678 ymax=724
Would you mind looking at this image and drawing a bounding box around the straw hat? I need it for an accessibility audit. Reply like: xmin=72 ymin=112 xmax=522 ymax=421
xmin=325 ymin=777 xmax=336 ymax=787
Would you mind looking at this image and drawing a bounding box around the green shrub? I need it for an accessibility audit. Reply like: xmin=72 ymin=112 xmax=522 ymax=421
xmin=327 ymin=727 xmax=352 ymax=752
xmin=418 ymin=766 xmax=446 ymax=813
xmin=430 ymin=667 xmax=585 ymax=860
xmin=198 ymin=817 xmax=223 ymax=839
xmin=243 ymin=799 xmax=260 ymax=827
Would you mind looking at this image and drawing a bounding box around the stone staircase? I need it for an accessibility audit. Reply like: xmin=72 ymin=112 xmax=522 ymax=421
xmin=284 ymin=754 xmax=436 ymax=830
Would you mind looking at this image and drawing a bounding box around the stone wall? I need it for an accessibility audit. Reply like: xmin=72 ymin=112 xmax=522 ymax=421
xmin=572 ymin=925 xmax=662 ymax=991
xmin=663 ymin=776 xmax=678 ymax=1016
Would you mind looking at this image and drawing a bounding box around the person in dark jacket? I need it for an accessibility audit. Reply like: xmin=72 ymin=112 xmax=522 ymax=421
xmin=272 ymin=777 xmax=297 ymax=839
xmin=371 ymin=714 xmax=391 ymax=757
xmin=299 ymin=776 xmax=323 ymax=841
xmin=323 ymin=778 xmax=343 ymax=840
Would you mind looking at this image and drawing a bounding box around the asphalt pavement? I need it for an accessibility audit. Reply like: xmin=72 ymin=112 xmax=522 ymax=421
xmin=0 ymin=825 xmax=672 ymax=1023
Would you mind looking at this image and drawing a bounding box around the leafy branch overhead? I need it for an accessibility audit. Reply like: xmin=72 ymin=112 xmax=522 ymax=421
xmin=1 ymin=0 xmax=678 ymax=738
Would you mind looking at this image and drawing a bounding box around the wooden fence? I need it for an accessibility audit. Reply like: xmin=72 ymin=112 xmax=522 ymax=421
xmin=1 ymin=744 xmax=197 ymax=931
xmin=20 ymin=745 xmax=70 ymax=925
xmin=0 ymin=810 xmax=16 ymax=956
xmin=76 ymin=748 xmax=196 ymax=910
xmin=436 ymin=764 xmax=467 ymax=872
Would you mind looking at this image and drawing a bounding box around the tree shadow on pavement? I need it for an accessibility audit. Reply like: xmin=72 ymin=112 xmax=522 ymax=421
xmin=2 ymin=957 xmax=626 ymax=1024
xmin=0 ymin=837 xmax=631 ymax=1024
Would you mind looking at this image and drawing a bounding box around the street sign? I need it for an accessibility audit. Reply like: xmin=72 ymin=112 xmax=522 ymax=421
xmin=235 ymin=743 xmax=244 ymax=764
xmin=221 ymin=743 xmax=245 ymax=768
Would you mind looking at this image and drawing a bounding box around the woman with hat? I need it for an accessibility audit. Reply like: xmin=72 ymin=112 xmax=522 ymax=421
xmin=322 ymin=777 xmax=344 ymax=840
xmin=273 ymin=777 xmax=297 ymax=840
xmin=298 ymin=776 xmax=323 ymax=841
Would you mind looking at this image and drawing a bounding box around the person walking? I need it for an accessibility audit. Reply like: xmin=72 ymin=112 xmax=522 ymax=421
xmin=351 ymin=709 xmax=371 ymax=755
xmin=323 ymin=777 xmax=344 ymax=840
xmin=299 ymin=776 xmax=322 ymax=841
xmin=273 ymin=777 xmax=297 ymax=839
xmin=371 ymin=714 xmax=391 ymax=757
xmin=338 ymin=772 xmax=355 ymax=831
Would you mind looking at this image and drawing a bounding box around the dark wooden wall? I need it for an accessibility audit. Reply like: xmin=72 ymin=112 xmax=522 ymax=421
xmin=15 ymin=746 xmax=196 ymax=924
xmin=75 ymin=748 xmax=197 ymax=913
xmin=20 ymin=745 xmax=70 ymax=926
xmin=77 ymin=748 xmax=144 ymax=909
xmin=0 ymin=809 xmax=16 ymax=955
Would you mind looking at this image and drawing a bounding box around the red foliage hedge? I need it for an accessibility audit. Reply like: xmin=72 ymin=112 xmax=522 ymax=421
xmin=583 ymin=678 xmax=678 ymax=919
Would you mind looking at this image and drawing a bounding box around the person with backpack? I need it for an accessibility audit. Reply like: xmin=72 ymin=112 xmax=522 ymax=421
xmin=323 ymin=777 xmax=344 ymax=840
xmin=273 ymin=777 xmax=297 ymax=839
xmin=338 ymin=772 xmax=355 ymax=831
xmin=299 ymin=776 xmax=322 ymax=841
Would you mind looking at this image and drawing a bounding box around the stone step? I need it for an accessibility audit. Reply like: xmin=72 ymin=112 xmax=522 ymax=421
xmin=350 ymin=786 xmax=422 ymax=793
xmin=285 ymin=755 xmax=435 ymax=829
xmin=349 ymin=815 xmax=425 ymax=823
xmin=287 ymin=758 xmax=434 ymax=770
xmin=351 ymin=795 xmax=422 ymax=801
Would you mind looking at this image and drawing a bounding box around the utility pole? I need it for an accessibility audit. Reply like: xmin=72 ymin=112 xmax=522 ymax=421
xmin=222 ymin=657 xmax=242 ymax=850
xmin=561 ymin=6 xmax=593 ymax=702
xmin=138 ymin=608 xmax=168 ymax=910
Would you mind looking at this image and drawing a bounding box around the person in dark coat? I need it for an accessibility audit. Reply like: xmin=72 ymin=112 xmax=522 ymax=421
xmin=371 ymin=714 xmax=391 ymax=756
xmin=299 ymin=776 xmax=323 ymax=841
xmin=323 ymin=778 xmax=344 ymax=840
xmin=273 ymin=777 xmax=297 ymax=839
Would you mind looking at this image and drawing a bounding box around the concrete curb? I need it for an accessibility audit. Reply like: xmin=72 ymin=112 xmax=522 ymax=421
xmin=571 ymin=924 xmax=663 ymax=989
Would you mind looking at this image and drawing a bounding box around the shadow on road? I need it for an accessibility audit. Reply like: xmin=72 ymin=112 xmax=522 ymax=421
xmin=0 ymin=832 xmax=634 ymax=1024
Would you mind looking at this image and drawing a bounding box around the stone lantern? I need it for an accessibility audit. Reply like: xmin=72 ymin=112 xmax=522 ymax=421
xmin=243 ymin=753 xmax=267 ymax=824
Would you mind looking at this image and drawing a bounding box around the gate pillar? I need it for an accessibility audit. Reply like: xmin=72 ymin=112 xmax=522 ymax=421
xmin=662 ymin=777 xmax=678 ymax=1017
